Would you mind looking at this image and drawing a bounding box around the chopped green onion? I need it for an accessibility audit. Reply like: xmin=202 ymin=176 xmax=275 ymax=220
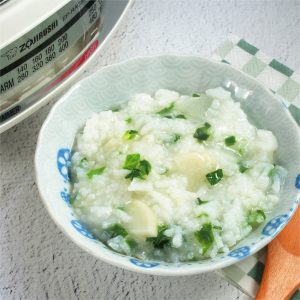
xmin=204 ymin=122 xmax=211 ymax=128
xmin=194 ymin=223 xmax=214 ymax=254
xmin=186 ymin=257 xmax=198 ymax=262
xmin=163 ymin=114 xmax=187 ymax=120
xmin=123 ymin=154 xmax=151 ymax=180
xmin=197 ymin=213 xmax=209 ymax=218
xmin=239 ymin=161 xmax=250 ymax=173
xmin=125 ymin=169 xmax=141 ymax=180
xmin=268 ymin=165 xmax=287 ymax=181
xmin=206 ymin=169 xmax=223 ymax=185
xmin=174 ymin=133 xmax=181 ymax=143
xmin=80 ymin=157 xmax=87 ymax=164
xmin=123 ymin=154 xmax=140 ymax=170
xmin=146 ymin=224 xmax=171 ymax=249
xmin=124 ymin=130 xmax=138 ymax=140
xmin=196 ymin=198 xmax=208 ymax=205
xmin=213 ymin=225 xmax=222 ymax=231
xmin=70 ymin=196 xmax=75 ymax=206
xmin=79 ymin=157 xmax=87 ymax=167
xmin=111 ymin=107 xmax=120 ymax=112
xmin=192 ymin=93 xmax=200 ymax=97
xmin=239 ymin=165 xmax=249 ymax=173
xmin=175 ymin=114 xmax=187 ymax=119
xmin=247 ymin=210 xmax=266 ymax=227
xmin=237 ymin=139 xmax=248 ymax=156
xmin=164 ymin=114 xmax=187 ymax=120
xmin=117 ymin=206 xmax=126 ymax=211
xmin=161 ymin=168 xmax=169 ymax=175
xmin=168 ymin=133 xmax=181 ymax=144
xmin=126 ymin=117 xmax=132 ymax=124
xmin=268 ymin=165 xmax=287 ymax=193
xmin=225 ymin=136 xmax=236 ymax=146
xmin=86 ymin=167 xmax=106 ymax=179
xmin=139 ymin=160 xmax=151 ymax=176
xmin=105 ymin=224 xmax=128 ymax=238
xmin=157 ymin=103 xmax=175 ymax=116
xmin=126 ymin=238 xmax=138 ymax=250
xmin=193 ymin=125 xmax=210 ymax=142
xmin=268 ymin=165 xmax=276 ymax=177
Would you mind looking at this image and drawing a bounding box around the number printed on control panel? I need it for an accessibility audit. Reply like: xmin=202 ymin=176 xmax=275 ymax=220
xmin=45 ymin=44 xmax=56 ymax=64
xmin=17 ymin=63 xmax=29 ymax=83
xmin=45 ymin=52 xmax=56 ymax=64
xmin=58 ymin=33 xmax=69 ymax=53
xmin=32 ymin=53 xmax=43 ymax=72
xmin=17 ymin=64 xmax=27 ymax=74
xmin=32 ymin=61 xmax=44 ymax=73
xmin=45 ymin=44 xmax=55 ymax=55
xmin=32 ymin=53 xmax=42 ymax=63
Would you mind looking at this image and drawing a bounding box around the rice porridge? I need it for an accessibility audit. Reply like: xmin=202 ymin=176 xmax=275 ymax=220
xmin=70 ymin=87 xmax=286 ymax=262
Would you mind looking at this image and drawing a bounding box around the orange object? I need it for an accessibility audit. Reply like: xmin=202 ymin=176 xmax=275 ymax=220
xmin=256 ymin=207 xmax=300 ymax=300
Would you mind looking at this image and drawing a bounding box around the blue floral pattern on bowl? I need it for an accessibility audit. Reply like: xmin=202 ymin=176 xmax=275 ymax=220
xmin=57 ymin=148 xmax=71 ymax=182
xmin=130 ymin=258 xmax=160 ymax=268
xmin=295 ymin=174 xmax=300 ymax=189
xmin=60 ymin=190 xmax=70 ymax=205
xmin=71 ymin=220 xmax=96 ymax=240
xmin=57 ymin=148 xmax=72 ymax=206
xmin=262 ymin=214 xmax=289 ymax=236
xmin=228 ymin=246 xmax=250 ymax=259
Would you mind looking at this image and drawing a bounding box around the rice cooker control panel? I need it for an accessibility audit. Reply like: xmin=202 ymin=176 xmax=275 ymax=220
xmin=0 ymin=0 xmax=131 ymax=131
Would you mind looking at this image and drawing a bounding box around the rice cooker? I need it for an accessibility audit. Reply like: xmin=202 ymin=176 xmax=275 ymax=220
xmin=0 ymin=0 xmax=133 ymax=133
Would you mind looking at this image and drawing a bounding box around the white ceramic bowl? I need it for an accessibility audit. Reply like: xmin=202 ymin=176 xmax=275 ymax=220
xmin=35 ymin=55 xmax=300 ymax=275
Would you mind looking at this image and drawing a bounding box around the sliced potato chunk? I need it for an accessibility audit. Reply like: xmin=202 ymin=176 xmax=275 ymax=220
xmin=155 ymin=89 xmax=179 ymax=101
xmin=175 ymin=95 xmax=212 ymax=120
xmin=206 ymin=87 xmax=231 ymax=100
xmin=173 ymin=152 xmax=218 ymax=191
xmin=103 ymin=138 xmax=120 ymax=153
xmin=125 ymin=200 xmax=158 ymax=238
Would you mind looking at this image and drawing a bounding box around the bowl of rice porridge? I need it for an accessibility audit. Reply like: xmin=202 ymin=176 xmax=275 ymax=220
xmin=35 ymin=55 xmax=300 ymax=275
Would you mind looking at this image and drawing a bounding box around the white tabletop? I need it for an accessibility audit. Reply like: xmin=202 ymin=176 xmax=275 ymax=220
xmin=1 ymin=1 xmax=299 ymax=299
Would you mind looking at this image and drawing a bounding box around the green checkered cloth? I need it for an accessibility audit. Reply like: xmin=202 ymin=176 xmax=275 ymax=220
xmin=213 ymin=35 xmax=300 ymax=299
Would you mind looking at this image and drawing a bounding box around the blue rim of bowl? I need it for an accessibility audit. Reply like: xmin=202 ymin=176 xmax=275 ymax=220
xmin=35 ymin=54 xmax=300 ymax=275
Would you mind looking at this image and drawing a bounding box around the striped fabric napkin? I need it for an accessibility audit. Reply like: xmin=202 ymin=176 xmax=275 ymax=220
xmin=212 ymin=35 xmax=300 ymax=299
